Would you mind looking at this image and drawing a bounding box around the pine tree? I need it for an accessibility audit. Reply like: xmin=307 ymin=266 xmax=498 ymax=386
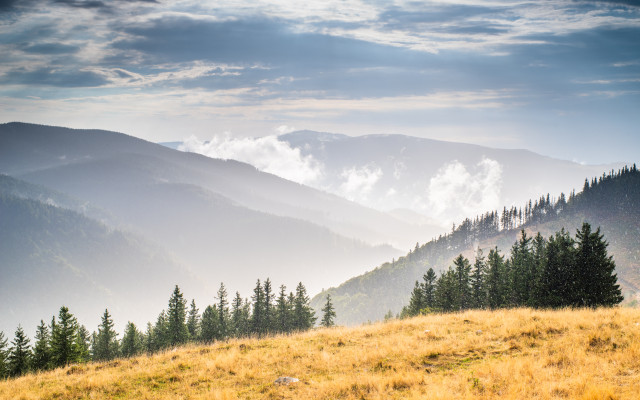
xmin=217 ymin=283 xmax=230 ymax=339
xmin=470 ymin=248 xmax=486 ymax=309
xmin=74 ymin=325 xmax=91 ymax=363
xmin=200 ymin=305 xmax=220 ymax=343
xmin=540 ymin=229 xmax=574 ymax=308
xmin=263 ymin=279 xmax=274 ymax=334
xmin=407 ymin=281 xmax=425 ymax=316
xmin=435 ymin=267 xmax=457 ymax=312
xmin=530 ymin=232 xmax=547 ymax=307
xmin=0 ymin=331 xmax=7 ymax=379
xmin=50 ymin=306 xmax=79 ymax=368
xmin=8 ymin=326 xmax=31 ymax=377
xmin=32 ymin=320 xmax=51 ymax=371
xmin=486 ymin=248 xmax=506 ymax=309
xmin=93 ymin=309 xmax=118 ymax=361
xmin=574 ymin=223 xmax=623 ymax=307
xmin=186 ymin=299 xmax=200 ymax=341
xmin=152 ymin=310 xmax=169 ymax=351
xmin=453 ymin=254 xmax=471 ymax=310
xmin=292 ymin=282 xmax=316 ymax=330
xmin=231 ymin=292 xmax=249 ymax=337
xmin=167 ymin=285 xmax=189 ymax=347
xmin=251 ymin=279 xmax=266 ymax=336
xmin=274 ymin=285 xmax=292 ymax=333
xmin=144 ymin=322 xmax=154 ymax=354
xmin=320 ymin=294 xmax=336 ymax=327
xmin=422 ymin=267 xmax=437 ymax=310
xmin=510 ymin=230 xmax=534 ymax=306
xmin=120 ymin=322 xmax=142 ymax=358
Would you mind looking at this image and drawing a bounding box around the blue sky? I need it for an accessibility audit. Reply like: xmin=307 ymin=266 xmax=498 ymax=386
xmin=1 ymin=0 xmax=639 ymax=164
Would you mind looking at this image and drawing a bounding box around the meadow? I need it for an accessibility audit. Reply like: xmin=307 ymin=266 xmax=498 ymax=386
xmin=2 ymin=307 xmax=639 ymax=399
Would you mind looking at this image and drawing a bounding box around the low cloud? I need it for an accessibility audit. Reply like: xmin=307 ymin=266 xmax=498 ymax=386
xmin=427 ymin=158 xmax=503 ymax=227
xmin=338 ymin=165 xmax=382 ymax=202
xmin=179 ymin=134 xmax=324 ymax=185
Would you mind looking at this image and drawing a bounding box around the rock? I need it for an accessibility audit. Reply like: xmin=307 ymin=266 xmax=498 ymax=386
xmin=274 ymin=376 xmax=299 ymax=385
xmin=476 ymin=330 xmax=483 ymax=335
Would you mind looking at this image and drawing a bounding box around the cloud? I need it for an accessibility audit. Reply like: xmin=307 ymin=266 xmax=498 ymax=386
xmin=338 ymin=165 xmax=382 ymax=202
xmin=427 ymin=158 xmax=503 ymax=226
xmin=178 ymin=134 xmax=324 ymax=185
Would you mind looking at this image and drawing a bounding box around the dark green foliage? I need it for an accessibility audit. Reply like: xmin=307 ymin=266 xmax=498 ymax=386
xmin=292 ymin=282 xmax=316 ymax=331
xmin=8 ymin=326 xmax=31 ymax=377
xmin=250 ymin=280 xmax=266 ymax=337
xmin=274 ymin=285 xmax=292 ymax=333
xmin=263 ymin=279 xmax=274 ymax=335
xmin=217 ymin=283 xmax=230 ymax=339
xmin=0 ymin=331 xmax=7 ymax=378
xmin=186 ymin=299 xmax=200 ymax=341
xmin=422 ymin=268 xmax=437 ymax=310
xmin=93 ymin=309 xmax=118 ymax=361
xmin=320 ymin=295 xmax=336 ymax=328
xmin=200 ymin=305 xmax=220 ymax=343
xmin=231 ymin=292 xmax=250 ymax=337
xmin=120 ymin=322 xmax=143 ymax=358
xmin=31 ymin=320 xmax=51 ymax=371
xmin=573 ymin=223 xmax=624 ymax=307
xmin=406 ymin=223 xmax=623 ymax=314
xmin=74 ymin=325 xmax=91 ymax=363
xmin=50 ymin=306 xmax=79 ymax=368
xmin=167 ymin=285 xmax=188 ymax=347
xmin=152 ymin=310 xmax=169 ymax=351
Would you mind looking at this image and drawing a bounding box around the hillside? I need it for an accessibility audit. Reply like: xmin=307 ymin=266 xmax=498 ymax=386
xmin=2 ymin=308 xmax=639 ymax=399
xmin=0 ymin=188 xmax=198 ymax=335
xmin=313 ymin=166 xmax=640 ymax=325
xmin=0 ymin=122 xmax=407 ymax=300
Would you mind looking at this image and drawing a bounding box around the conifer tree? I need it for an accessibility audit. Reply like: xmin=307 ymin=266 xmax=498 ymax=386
xmin=574 ymin=223 xmax=623 ymax=307
xmin=320 ymin=294 xmax=336 ymax=327
xmin=292 ymin=282 xmax=316 ymax=330
xmin=422 ymin=267 xmax=437 ymax=310
xmin=274 ymin=285 xmax=292 ymax=333
xmin=407 ymin=281 xmax=425 ymax=316
xmin=0 ymin=331 xmax=7 ymax=379
xmin=530 ymin=232 xmax=547 ymax=306
xmin=200 ymin=305 xmax=220 ymax=343
xmin=167 ymin=285 xmax=188 ymax=347
xmin=510 ymin=230 xmax=534 ymax=306
xmin=186 ymin=299 xmax=200 ymax=341
xmin=50 ymin=306 xmax=79 ymax=368
xmin=120 ymin=322 xmax=143 ymax=358
xmin=540 ymin=229 xmax=574 ymax=308
xmin=217 ymin=283 xmax=230 ymax=339
xmin=486 ymin=248 xmax=506 ymax=309
xmin=470 ymin=248 xmax=486 ymax=309
xmin=263 ymin=279 xmax=275 ymax=334
xmin=453 ymin=254 xmax=471 ymax=310
xmin=74 ymin=325 xmax=91 ymax=363
xmin=93 ymin=309 xmax=118 ymax=361
xmin=435 ymin=267 xmax=457 ymax=312
xmin=144 ymin=322 xmax=154 ymax=354
xmin=32 ymin=320 xmax=51 ymax=371
xmin=8 ymin=326 xmax=31 ymax=377
xmin=231 ymin=292 xmax=249 ymax=337
xmin=251 ymin=279 xmax=266 ymax=336
xmin=152 ymin=310 xmax=169 ymax=351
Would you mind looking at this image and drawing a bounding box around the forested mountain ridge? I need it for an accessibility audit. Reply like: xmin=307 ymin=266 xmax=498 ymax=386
xmin=0 ymin=187 xmax=199 ymax=336
xmin=311 ymin=166 xmax=640 ymax=325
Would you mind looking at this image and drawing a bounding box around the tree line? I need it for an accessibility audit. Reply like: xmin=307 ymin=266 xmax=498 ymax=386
xmin=401 ymin=222 xmax=623 ymax=317
xmin=0 ymin=279 xmax=337 ymax=379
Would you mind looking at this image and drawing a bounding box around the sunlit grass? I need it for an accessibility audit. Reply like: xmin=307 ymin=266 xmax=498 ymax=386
xmin=2 ymin=307 xmax=640 ymax=399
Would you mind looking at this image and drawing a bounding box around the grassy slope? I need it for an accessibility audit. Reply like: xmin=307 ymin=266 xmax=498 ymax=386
xmin=3 ymin=308 xmax=640 ymax=399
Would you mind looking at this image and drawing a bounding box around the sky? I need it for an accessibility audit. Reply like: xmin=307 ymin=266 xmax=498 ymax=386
xmin=0 ymin=0 xmax=639 ymax=165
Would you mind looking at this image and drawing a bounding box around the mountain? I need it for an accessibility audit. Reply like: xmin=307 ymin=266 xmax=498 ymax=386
xmin=0 ymin=123 xmax=407 ymax=313
xmin=279 ymin=131 xmax=625 ymax=229
xmin=312 ymin=166 xmax=640 ymax=325
xmin=0 ymin=178 xmax=199 ymax=335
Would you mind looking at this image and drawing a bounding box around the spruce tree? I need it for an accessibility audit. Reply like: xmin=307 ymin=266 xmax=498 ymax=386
xmin=470 ymin=248 xmax=486 ymax=309
xmin=8 ymin=326 xmax=31 ymax=377
xmin=231 ymin=292 xmax=249 ymax=337
xmin=120 ymin=322 xmax=142 ymax=358
xmin=510 ymin=230 xmax=534 ymax=306
xmin=574 ymin=223 xmax=623 ymax=307
xmin=435 ymin=267 xmax=457 ymax=312
xmin=50 ymin=306 xmax=79 ymax=368
xmin=32 ymin=320 xmax=51 ymax=371
xmin=93 ymin=309 xmax=118 ymax=361
xmin=263 ymin=279 xmax=274 ymax=334
xmin=186 ymin=299 xmax=200 ymax=341
xmin=320 ymin=294 xmax=336 ymax=327
xmin=540 ymin=229 xmax=574 ymax=308
xmin=144 ymin=322 xmax=154 ymax=354
xmin=152 ymin=310 xmax=169 ymax=351
xmin=0 ymin=331 xmax=7 ymax=378
xmin=453 ymin=254 xmax=471 ymax=310
xmin=251 ymin=279 xmax=266 ymax=336
xmin=167 ymin=285 xmax=189 ymax=347
xmin=217 ymin=283 xmax=230 ymax=339
xmin=274 ymin=285 xmax=292 ymax=333
xmin=74 ymin=325 xmax=91 ymax=363
xmin=486 ymin=248 xmax=506 ymax=309
xmin=407 ymin=281 xmax=424 ymax=316
xmin=422 ymin=267 xmax=437 ymax=310
xmin=200 ymin=305 xmax=220 ymax=343
xmin=530 ymin=232 xmax=547 ymax=307
xmin=292 ymin=282 xmax=316 ymax=330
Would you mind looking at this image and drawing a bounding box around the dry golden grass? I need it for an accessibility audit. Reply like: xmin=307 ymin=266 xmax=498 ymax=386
xmin=2 ymin=308 xmax=640 ymax=399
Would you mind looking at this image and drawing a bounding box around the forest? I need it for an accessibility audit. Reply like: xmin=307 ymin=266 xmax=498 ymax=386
xmin=0 ymin=279 xmax=336 ymax=379
xmin=402 ymin=222 xmax=623 ymax=317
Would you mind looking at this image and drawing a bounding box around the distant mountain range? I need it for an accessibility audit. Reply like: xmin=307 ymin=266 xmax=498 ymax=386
xmin=0 ymin=122 xmax=406 ymax=334
xmin=311 ymin=166 xmax=640 ymax=325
